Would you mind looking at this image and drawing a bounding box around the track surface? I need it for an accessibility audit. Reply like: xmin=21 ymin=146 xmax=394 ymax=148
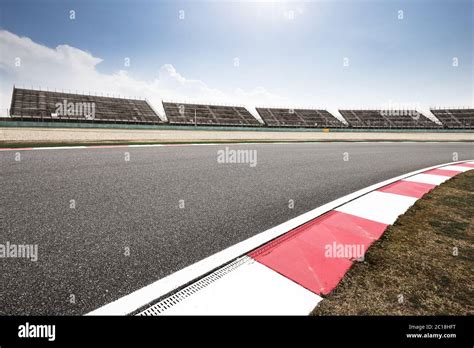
xmin=1 ymin=142 xmax=473 ymax=315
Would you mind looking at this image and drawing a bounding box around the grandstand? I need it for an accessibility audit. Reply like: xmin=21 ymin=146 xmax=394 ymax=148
xmin=339 ymin=109 xmax=440 ymax=129
xmin=4 ymin=87 xmax=473 ymax=131
xmin=163 ymin=101 xmax=261 ymax=127
xmin=256 ymin=107 xmax=345 ymax=128
xmin=430 ymin=108 xmax=474 ymax=129
xmin=9 ymin=87 xmax=164 ymax=124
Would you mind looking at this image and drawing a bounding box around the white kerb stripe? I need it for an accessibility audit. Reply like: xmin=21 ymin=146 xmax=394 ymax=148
xmin=403 ymin=173 xmax=450 ymax=185
xmin=335 ymin=191 xmax=418 ymax=225
xmin=144 ymin=258 xmax=322 ymax=315
xmin=440 ymin=165 xmax=473 ymax=172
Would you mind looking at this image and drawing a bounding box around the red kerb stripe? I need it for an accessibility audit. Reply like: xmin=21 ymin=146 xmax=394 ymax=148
xmin=378 ymin=180 xmax=436 ymax=198
xmin=423 ymin=168 xmax=460 ymax=177
xmin=249 ymin=211 xmax=388 ymax=295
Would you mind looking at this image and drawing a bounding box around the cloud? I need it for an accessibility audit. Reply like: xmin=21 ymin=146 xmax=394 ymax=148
xmin=0 ymin=30 xmax=282 ymax=119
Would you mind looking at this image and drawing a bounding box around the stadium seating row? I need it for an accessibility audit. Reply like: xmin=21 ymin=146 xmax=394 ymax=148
xmin=430 ymin=109 xmax=473 ymax=129
xmin=10 ymin=88 xmax=164 ymax=124
xmin=163 ymin=102 xmax=260 ymax=127
xmin=256 ymin=108 xmax=345 ymax=128
xmin=7 ymin=88 xmax=474 ymax=129
xmin=338 ymin=110 xmax=441 ymax=129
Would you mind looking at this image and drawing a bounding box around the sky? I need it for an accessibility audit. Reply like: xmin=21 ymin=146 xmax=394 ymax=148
xmin=0 ymin=0 xmax=472 ymax=117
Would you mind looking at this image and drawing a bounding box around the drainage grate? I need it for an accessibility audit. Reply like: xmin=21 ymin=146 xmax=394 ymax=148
xmin=137 ymin=256 xmax=251 ymax=316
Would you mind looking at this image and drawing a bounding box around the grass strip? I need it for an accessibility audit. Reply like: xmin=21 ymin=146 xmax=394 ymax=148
xmin=312 ymin=170 xmax=474 ymax=315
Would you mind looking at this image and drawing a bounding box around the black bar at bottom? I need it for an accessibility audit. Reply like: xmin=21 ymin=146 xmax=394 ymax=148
xmin=0 ymin=315 xmax=471 ymax=346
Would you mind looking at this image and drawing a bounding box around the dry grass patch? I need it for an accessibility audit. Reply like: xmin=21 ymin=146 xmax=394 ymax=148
xmin=312 ymin=170 xmax=474 ymax=315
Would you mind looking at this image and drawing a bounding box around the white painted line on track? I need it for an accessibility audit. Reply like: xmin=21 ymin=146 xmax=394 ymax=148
xmin=86 ymin=159 xmax=473 ymax=316
xmin=335 ymin=191 xmax=417 ymax=225
xmin=138 ymin=257 xmax=321 ymax=316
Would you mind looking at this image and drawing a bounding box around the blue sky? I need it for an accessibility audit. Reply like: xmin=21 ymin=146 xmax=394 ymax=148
xmin=0 ymin=0 xmax=472 ymax=113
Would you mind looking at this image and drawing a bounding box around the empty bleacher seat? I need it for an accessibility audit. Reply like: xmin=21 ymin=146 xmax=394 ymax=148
xmin=256 ymin=107 xmax=345 ymax=128
xmin=163 ymin=102 xmax=261 ymax=126
xmin=430 ymin=109 xmax=474 ymax=129
xmin=339 ymin=110 xmax=440 ymax=129
xmin=9 ymin=87 xmax=164 ymax=124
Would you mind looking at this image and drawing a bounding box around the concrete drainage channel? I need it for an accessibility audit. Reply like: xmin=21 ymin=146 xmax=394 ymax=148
xmin=137 ymin=257 xmax=250 ymax=316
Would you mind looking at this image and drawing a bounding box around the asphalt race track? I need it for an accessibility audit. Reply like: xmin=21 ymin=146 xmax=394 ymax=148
xmin=1 ymin=142 xmax=473 ymax=315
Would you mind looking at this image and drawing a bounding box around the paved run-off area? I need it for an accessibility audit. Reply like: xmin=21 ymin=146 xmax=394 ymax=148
xmin=0 ymin=142 xmax=473 ymax=314
xmin=1 ymin=126 xmax=474 ymax=144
